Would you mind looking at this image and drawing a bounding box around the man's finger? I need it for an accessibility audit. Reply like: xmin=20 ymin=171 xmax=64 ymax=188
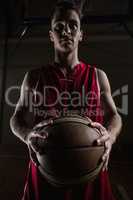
xmin=84 ymin=116 xmax=92 ymax=123
xmin=102 ymin=156 xmax=109 ymax=171
xmin=90 ymin=122 xmax=107 ymax=137
xmin=102 ymin=149 xmax=109 ymax=161
xmin=29 ymin=135 xmax=46 ymax=142
xmin=31 ymin=131 xmax=49 ymax=139
xmin=29 ymin=133 xmax=49 ymax=152
xmin=91 ymin=122 xmax=106 ymax=132
xmin=102 ymin=143 xmax=110 ymax=161
xmin=97 ymin=134 xmax=110 ymax=145
xmin=34 ymin=119 xmax=53 ymax=129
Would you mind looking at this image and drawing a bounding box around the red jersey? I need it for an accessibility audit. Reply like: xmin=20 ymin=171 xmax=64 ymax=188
xmin=22 ymin=62 xmax=115 ymax=200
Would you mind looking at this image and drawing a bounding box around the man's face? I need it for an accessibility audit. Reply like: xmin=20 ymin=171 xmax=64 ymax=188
xmin=49 ymin=9 xmax=83 ymax=53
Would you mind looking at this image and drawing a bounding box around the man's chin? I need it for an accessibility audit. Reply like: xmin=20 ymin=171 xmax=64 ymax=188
xmin=60 ymin=45 xmax=74 ymax=53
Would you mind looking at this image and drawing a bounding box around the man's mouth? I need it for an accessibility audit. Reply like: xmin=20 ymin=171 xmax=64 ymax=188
xmin=60 ymin=40 xmax=73 ymax=46
xmin=60 ymin=38 xmax=73 ymax=43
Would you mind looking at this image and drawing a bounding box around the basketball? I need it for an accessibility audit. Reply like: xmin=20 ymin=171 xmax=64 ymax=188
xmin=36 ymin=115 xmax=105 ymax=187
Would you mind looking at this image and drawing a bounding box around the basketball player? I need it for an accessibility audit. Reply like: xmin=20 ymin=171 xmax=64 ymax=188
xmin=10 ymin=1 xmax=122 ymax=199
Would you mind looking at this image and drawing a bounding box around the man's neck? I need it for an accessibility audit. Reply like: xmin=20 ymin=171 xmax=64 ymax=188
xmin=54 ymin=50 xmax=80 ymax=70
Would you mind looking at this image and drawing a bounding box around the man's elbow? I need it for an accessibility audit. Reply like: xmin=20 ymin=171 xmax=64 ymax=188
xmin=116 ymin=112 xmax=122 ymax=130
xmin=112 ymin=111 xmax=123 ymax=133
xmin=10 ymin=114 xmax=17 ymax=136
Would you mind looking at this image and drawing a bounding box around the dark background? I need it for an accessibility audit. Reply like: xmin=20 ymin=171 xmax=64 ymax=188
xmin=0 ymin=1 xmax=132 ymax=199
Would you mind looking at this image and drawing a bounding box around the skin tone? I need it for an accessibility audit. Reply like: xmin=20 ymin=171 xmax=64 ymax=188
xmin=49 ymin=9 xmax=83 ymax=73
xmin=10 ymin=9 xmax=122 ymax=170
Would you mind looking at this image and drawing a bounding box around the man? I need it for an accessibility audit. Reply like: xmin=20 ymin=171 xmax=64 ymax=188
xmin=10 ymin=1 xmax=122 ymax=199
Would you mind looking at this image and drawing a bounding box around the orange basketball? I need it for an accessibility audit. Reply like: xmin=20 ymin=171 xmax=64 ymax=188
xmin=36 ymin=115 xmax=105 ymax=187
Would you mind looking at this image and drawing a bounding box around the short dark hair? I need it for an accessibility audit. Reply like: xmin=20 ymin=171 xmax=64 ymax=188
xmin=51 ymin=0 xmax=83 ymax=22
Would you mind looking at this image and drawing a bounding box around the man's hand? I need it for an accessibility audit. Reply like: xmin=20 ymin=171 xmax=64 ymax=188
xmin=26 ymin=119 xmax=53 ymax=166
xmin=90 ymin=122 xmax=114 ymax=171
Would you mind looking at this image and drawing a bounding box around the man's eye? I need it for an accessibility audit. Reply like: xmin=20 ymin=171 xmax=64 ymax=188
xmin=54 ymin=23 xmax=64 ymax=32
xmin=69 ymin=23 xmax=78 ymax=31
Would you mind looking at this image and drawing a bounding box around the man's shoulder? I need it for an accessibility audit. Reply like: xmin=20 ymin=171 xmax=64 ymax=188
xmin=96 ymin=67 xmax=106 ymax=75
xmin=85 ymin=64 xmax=107 ymax=78
xmin=96 ymin=68 xmax=108 ymax=81
xmin=84 ymin=63 xmax=110 ymax=91
xmin=96 ymin=68 xmax=110 ymax=92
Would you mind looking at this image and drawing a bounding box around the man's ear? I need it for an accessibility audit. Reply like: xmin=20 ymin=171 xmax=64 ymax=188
xmin=49 ymin=30 xmax=54 ymax=42
xmin=79 ymin=30 xmax=83 ymax=42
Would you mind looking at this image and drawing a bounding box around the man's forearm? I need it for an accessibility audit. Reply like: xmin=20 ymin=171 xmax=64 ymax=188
xmin=10 ymin=115 xmax=32 ymax=144
xmin=106 ymin=113 xmax=122 ymax=144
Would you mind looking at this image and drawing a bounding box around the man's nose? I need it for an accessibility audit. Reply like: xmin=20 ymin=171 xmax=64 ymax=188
xmin=62 ymin=24 xmax=71 ymax=35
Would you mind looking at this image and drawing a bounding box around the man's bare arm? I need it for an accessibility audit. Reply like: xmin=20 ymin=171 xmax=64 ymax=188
xmin=10 ymin=72 xmax=35 ymax=144
xmin=97 ymin=69 xmax=122 ymax=143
